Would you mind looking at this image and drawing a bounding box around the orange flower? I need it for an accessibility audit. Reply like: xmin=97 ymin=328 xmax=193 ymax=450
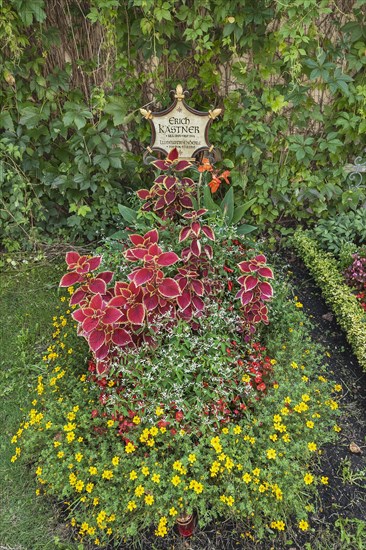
xmin=220 ymin=170 xmax=230 ymax=184
xmin=208 ymin=176 xmax=222 ymax=193
xmin=198 ymin=157 xmax=213 ymax=173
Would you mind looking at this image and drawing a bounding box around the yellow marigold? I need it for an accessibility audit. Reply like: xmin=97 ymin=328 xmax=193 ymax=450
xmin=266 ymin=449 xmax=277 ymax=460
xmin=132 ymin=416 xmax=140 ymax=425
xmin=169 ymin=507 xmax=178 ymax=516
xmin=112 ymin=456 xmax=119 ymax=466
xmin=89 ymin=466 xmax=97 ymax=475
xmin=308 ymin=442 xmax=317 ymax=452
xmin=270 ymin=434 xmax=278 ymax=442
xmin=304 ymin=473 xmax=314 ymax=485
xmin=242 ymin=473 xmax=252 ymax=484
xmin=129 ymin=470 xmax=138 ymax=480
xmin=102 ymin=470 xmax=113 ymax=480
xmin=75 ymin=480 xmax=84 ymax=492
xmin=188 ymin=453 xmax=196 ymax=463
xmin=75 ymin=453 xmax=83 ymax=462
xmin=299 ymin=520 xmax=309 ymax=531
xmin=306 ymin=421 xmax=314 ymax=429
xmin=135 ymin=485 xmax=144 ymax=497
xmin=107 ymin=420 xmax=115 ymax=428
xmin=233 ymin=425 xmax=242 ymax=434
xmin=242 ymin=374 xmax=250 ymax=382
xmin=125 ymin=442 xmax=136 ymax=453
xmin=320 ymin=476 xmax=329 ymax=485
xmin=273 ymin=414 xmax=282 ymax=423
xmin=152 ymin=473 xmax=160 ymax=483
xmin=142 ymin=466 xmax=149 ymax=476
xmin=333 ymin=384 xmax=342 ymax=392
xmin=150 ymin=426 xmax=158 ymax=436
xmin=127 ymin=500 xmax=137 ymax=511
xmin=333 ymin=425 xmax=341 ymax=432
xmin=145 ymin=494 xmax=154 ymax=505
xmin=252 ymin=468 xmax=260 ymax=477
xmin=222 ymin=427 xmax=229 ymax=434
xmin=171 ymin=475 xmax=181 ymax=486
xmin=86 ymin=483 xmax=94 ymax=493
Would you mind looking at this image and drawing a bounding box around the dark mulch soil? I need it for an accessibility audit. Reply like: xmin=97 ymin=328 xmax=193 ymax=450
xmin=107 ymin=253 xmax=365 ymax=550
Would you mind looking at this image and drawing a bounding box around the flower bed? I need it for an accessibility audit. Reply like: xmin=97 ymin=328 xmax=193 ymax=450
xmin=292 ymin=230 xmax=366 ymax=371
xmin=11 ymin=154 xmax=341 ymax=547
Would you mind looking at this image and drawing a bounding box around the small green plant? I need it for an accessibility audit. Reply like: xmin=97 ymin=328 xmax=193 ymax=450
xmin=338 ymin=457 xmax=366 ymax=487
xmin=335 ymin=517 xmax=366 ymax=550
xmin=310 ymin=210 xmax=366 ymax=255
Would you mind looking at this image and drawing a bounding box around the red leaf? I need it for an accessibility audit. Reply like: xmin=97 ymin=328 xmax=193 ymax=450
xmin=127 ymin=303 xmax=145 ymax=325
xmin=179 ymin=226 xmax=191 ymax=243
xmin=180 ymin=195 xmax=193 ymax=208
xmin=167 ymin=148 xmax=179 ymax=162
xmin=177 ymin=289 xmax=191 ymax=310
xmin=237 ymin=261 xmax=251 ymax=273
xmin=190 ymin=239 xmax=201 ymax=257
xmin=89 ymin=330 xmax=106 ymax=352
xmin=143 ymin=293 xmax=159 ymax=311
xmin=59 ymin=271 xmax=81 ymax=287
xmin=144 ymin=229 xmax=159 ymax=244
xmin=83 ymin=317 xmax=99 ymax=333
xmin=157 ymin=252 xmax=180 ymax=267
xmin=191 ymin=279 xmax=204 ymax=296
xmin=87 ymin=256 xmax=102 ymax=271
xmin=129 ymin=233 xmax=144 ymax=246
xmin=70 ymin=289 xmax=86 ymax=305
xmin=96 ymin=361 xmax=109 ymax=376
xmin=95 ymin=343 xmax=110 ymax=360
xmin=72 ymin=308 xmax=87 ymax=323
xmin=191 ymin=222 xmax=201 ymax=237
xmin=255 ymin=254 xmax=267 ymax=263
xmin=240 ymin=290 xmax=254 ymax=306
xmin=242 ymin=275 xmax=258 ymax=292
xmin=88 ymin=278 xmax=107 ymax=294
xmin=257 ymin=266 xmax=274 ymax=279
xmin=155 ymin=197 xmax=166 ymax=210
xmin=158 ymin=277 xmax=181 ymax=298
xmin=108 ymin=295 xmax=127 ymax=307
xmin=97 ymin=271 xmax=114 ymax=284
xmin=259 ymin=282 xmax=273 ymax=300
xmin=175 ymin=160 xmax=192 ymax=171
xmin=201 ymin=225 xmax=215 ymax=241
xmin=137 ymin=189 xmax=151 ymax=200
xmin=204 ymin=245 xmax=213 ymax=259
xmin=89 ymin=294 xmax=103 ymax=310
xmin=65 ymin=251 xmax=80 ymax=267
xmin=192 ymin=295 xmax=204 ymax=311
xmin=102 ymin=307 xmax=122 ymax=324
xmin=151 ymin=159 xmax=169 ymax=171
xmin=131 ymin=268 xmax=154 ymax=286
xmin=164 ymin=190 xmax=176 ymax=205
xmin=112 ymin=328 xmax=132 ymax=346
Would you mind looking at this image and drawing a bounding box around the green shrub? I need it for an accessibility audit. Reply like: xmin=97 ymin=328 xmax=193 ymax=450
xmin=309 ymin=210 xmax=366 ymax=255
xmin=292 ymin=230 xmax=366 ymax=371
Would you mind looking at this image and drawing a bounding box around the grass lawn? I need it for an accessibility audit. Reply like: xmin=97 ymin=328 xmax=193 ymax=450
xmin=0 ymin=256 xmax=81 ymax=550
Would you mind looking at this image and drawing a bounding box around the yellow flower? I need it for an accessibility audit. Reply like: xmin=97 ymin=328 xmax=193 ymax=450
xmin=150 ymin=426 xmax=158 ymax=436
xmin=266 ymin=449 xmax=277 ymax=460
xmin=135 ymin=485 xmax=144 ymax=497
xmin=188 ymin=453 xmax=196 ymax=463
xmin=226 ymin=496 xmax=234 ymax=506
xmin=252 ymin=468 xmax=260 ymax=477
xmin=301 ymin=394 xmax=310 ymax=402
xmin=306 ymin=421 xmax=314 ymax=429
xmin=270 ymin=434 xmax=278 ymax=442
xmin=333 ymin=425 xmax=341 ymax=432
xmin=145 ymin=494 xmax=154 ymax=505
xmin=222 ymin=427 xmax=229 ymax=434
xmin=75 ymin=480 xmax=84 ymax=492
xmin=102 ymin=470 xmax=113 ymax=480
xmin=242 ymin=374 xmax=250 ymax=382
xmin=320 ymin=476 xmax=329 ymax=485
xmin=242 ymin=473 xmax=252 ymax=484
xmin=125 ymin=442 xmax=136 ymax=453
xmin=36 ymin=467 xmax=42 ymax=476
xmin=295 ymin=301 xmax=303 ymax=308
xmin=155 ymin=406 xmax=164 ymax=416
xmin=233 ymin=425 xmax=242 ymax=434
xmin=75 ymin=453 xmax=83 ymax=462
xmin=107 ymin=419 xmax=115 ymax=428
xmin=169 ymin=507 xmax=178 ymax=516
xmin=57 ymin=451 xmax=64 ymax=458
xmin=334 ymin=384 xmax=342 ymax=392
xmin=129 ymin=470 xmax=138 ymax=480
xmin=259 ymin=484 xmax=266 ymax=493
xmin=171 ymin=475 xmax=181 ymax=486
xmin=304 ymin=473 xmax=314 ymax=485
xmin=127 ymin=500 xmax=137 ymax=511
xmin=132 ymin=416 xmax=141 ymax=425
xmin=89 ymin=466 xmax=97 ymax=475
xmin=142 ymin=466 xmax=150 ymax=476
xmin=152 ymin=473 xmax=160 ymax=483
xmin=112 ymin=456 xmax=119 ymax=466
xmin=299 ymin=519 xmax=309 ymax=531
xmin=86 ymin=483 xmax=94 ymax=493
xmin=66 ymin=432 xmax=75 ymax=443
xmin=308 ymin=442 xmax=317 ymax=452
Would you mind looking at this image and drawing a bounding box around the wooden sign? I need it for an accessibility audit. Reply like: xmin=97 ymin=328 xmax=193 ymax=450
xmin=140 ymin=84 xmax=222 ymax=160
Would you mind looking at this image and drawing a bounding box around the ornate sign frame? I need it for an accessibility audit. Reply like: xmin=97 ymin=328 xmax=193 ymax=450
xmin=140 ymin=84 xmax=222 ymax=162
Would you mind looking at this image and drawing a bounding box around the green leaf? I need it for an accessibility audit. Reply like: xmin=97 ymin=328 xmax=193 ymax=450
xmin=236 ymin=224 xmax=257 ymax=235
xmin=0 ymin=111 xmax=14 ymax=132
xmin=220 ymin=187 xmax=234 ymax=223
xmin=117 ymin=204 xmax=137 ymax=224
xmin=104 ymin=97 xmax=128 ymax=126
xmin=19 ymin=106 xmax=44 ymax=128
xmin=203 ymin=185 xmax=220 ymax=212
xmin=232 ymin=198 xmax=256 ymax=224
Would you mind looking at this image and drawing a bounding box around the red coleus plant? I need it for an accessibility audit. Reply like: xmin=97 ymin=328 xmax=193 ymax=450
xmin=137 ymin=175 xmax=195 ymax=221
xmin=235 ymin=254 xmax=274 ymax=326
xmin=151 ymin=147 xmax=192 ymax=172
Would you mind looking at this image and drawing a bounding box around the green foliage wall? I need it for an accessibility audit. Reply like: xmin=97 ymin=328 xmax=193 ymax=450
xmin=0 ymin=0 xmax=365 ymax=249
